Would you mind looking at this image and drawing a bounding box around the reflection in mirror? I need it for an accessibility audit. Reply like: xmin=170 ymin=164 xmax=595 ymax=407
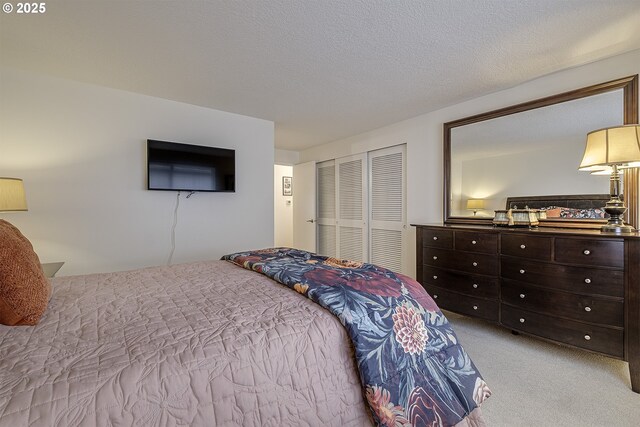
xmin=444 ymin=75 xmax=639 ymax=228
xmin=450 ymin=91 xmax=623 ymax=217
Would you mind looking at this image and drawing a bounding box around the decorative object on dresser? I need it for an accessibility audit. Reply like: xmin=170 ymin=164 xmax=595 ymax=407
xmin=414 ymin=223 xmax=640 ymax=393
xmin=579 ymin=125 xmax=640 ymax=233
xmin=492 ymin=209 xmax=510 ymax=226
xmin=511 ymin=208 xmax=538 ymax=227
xmin=0 ymin=177 xmax=28 ymax=212
xmin=492 ymin=208 xmax=540 ymax=227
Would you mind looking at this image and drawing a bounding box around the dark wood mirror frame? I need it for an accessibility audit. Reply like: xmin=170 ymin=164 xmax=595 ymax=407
xmin=444 ymin=75 xmax=639 ymax=229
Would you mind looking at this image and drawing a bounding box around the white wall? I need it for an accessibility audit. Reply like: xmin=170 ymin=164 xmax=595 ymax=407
xmin=453 ymin=144 xmax=610 ymax=216
xmin=274 ymin=164 xmax=293 ymax=247
xmin=0 ymin=67 xmax=275 ymax=275
xmin=275 ymin=149 xmax=300 ymax=165
xmin=299 ymin=49 xmax=640 ymax=278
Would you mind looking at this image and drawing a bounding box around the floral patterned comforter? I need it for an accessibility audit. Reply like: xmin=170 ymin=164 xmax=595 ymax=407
xmin=222 ymin=248 xmax=490 ymax=426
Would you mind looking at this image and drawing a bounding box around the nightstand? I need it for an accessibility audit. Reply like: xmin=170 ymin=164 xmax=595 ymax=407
xmin=41 ymin=262 xmax=64 ymax=278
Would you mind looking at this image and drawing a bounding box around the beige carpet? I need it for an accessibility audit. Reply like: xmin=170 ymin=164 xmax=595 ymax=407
xmin=446 ymin=311 xmax=640 ymax=427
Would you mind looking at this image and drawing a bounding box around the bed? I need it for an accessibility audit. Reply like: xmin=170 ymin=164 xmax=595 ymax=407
xmin=505 ymin=194 xmax=609 ymax=218
xmin=0 ymin=226 xmax=488 ymax=426
xmin=505 ymin=194 xmax=610 ymax=228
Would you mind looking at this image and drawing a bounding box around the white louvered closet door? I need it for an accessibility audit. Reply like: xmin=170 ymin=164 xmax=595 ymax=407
xmin=369 ymin=145 xmax=406 ymax=273
xmin=316 ymin=160 xmax=337 ymax=257
xmin=336 ymin=154 xmax=368 ymax=262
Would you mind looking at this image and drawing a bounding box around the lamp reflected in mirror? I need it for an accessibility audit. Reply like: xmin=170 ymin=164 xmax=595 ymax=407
xmin=466 ymin=199 xmax=485 ymax=216
xmin=580 ymin=125 xmax=640 ymax=233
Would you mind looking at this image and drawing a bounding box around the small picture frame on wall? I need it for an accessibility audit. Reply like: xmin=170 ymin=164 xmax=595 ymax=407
xmin=283 ymin=176 xmax=292 ymax=196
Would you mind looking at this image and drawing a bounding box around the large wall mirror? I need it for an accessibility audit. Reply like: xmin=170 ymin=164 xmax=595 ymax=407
xmin=444 ymin=75 xmax=639 ymax=228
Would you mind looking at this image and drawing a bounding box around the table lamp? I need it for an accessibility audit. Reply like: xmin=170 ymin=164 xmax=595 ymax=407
xmin=0 ymin=177 xmax=28 ymax=212
xmin=466 ymin=199 xmax=485 ymax=216
xmin=579 ymin=125 xmax=640 ymax=233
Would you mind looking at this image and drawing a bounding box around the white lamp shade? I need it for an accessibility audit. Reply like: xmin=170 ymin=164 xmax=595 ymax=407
xmin=580 ymin=125 xmax=640 ymax=169
xmin=466 ymin=199 xmax=485 ymax=210
xmin=0 ymin=178 xmax=28 ymax=211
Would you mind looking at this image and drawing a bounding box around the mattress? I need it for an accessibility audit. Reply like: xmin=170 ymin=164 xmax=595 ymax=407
xmin=0 ymin=260 xmax=485 ymax=426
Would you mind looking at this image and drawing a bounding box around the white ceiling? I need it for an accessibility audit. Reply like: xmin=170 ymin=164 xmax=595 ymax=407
xmin=1 ymin=1 xmax=640 ymax=151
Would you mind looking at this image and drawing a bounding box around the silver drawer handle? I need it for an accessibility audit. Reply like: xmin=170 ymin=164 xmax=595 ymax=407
xmin=519 ymin=318 xmax=525 ymax=323
xmin=471 ymin=240 xmax=477 ymax=245
xmin=433 ymin=275 xmax=438 ymax=280
xmin=433 ymin=256 xmax=438 ymax=260
xmin=519 ymin=294 xmax=525 ymax=299
xmin=472 ymin=262 xmax=478 ymax=267
xmin=433 ymin=236 xmax=438 ymax=241
xmin=584 ymin=306 xmax=591 ymax=312
xmin=472 ymin=305 xmax=478 ymax=310
xmin=584 ymin=334 xmax=591 ymax=341
xmin=472 ymin=284 xmax=478 ymax=289
xmin=519 ymin=269 xmax=525 ymax=274
xmin=584 ymin=278 xmax=591 ymax=284
xmin=583 ymin=249 xmax=591 ymax=255
xmin=520 ymin=244 xmax=526 ymax=249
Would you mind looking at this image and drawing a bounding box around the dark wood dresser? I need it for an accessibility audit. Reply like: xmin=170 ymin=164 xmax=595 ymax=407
xmin=414 ymin=224 xmax=640 ymax=393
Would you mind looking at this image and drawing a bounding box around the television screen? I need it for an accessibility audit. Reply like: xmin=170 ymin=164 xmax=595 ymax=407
xmin=147 ymin=140 xmax=235 ymax=192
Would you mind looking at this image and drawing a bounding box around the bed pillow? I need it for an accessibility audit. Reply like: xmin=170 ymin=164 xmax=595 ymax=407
xmin=541 ymin=206 xmax=562 ymax=218
xmin=559 ymin=207 xmax=606 ymax=219
xmin=0 ymin=220 xmax=51 ymax=326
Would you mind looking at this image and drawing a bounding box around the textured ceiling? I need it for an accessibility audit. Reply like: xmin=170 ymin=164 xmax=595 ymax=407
xmin=1 ymin=0 xmax=640 ymax=151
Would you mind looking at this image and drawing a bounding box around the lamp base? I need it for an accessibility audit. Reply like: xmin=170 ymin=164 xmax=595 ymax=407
xmin=601 ymin=223 xmax=635 ymax=234
xmin=601 ymin=196 xmax=635 ymax=234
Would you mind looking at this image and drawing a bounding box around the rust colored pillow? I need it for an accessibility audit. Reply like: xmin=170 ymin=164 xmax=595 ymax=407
xmin=544 ymin=207 xmax=562 ymax=218
xmin=0 ymin=220 xmax=51 ymax=326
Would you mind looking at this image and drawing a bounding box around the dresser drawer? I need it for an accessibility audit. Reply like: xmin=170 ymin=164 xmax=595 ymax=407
xmin=501 ymin=305 xmax=623 ymax=358
xmin=422 ymin=284 xmax=499 ymax=322
xmin=424 ymin=247 xmax=498 ymax=276
xmin=554 ymin=238 xmax=624 ymax=268
xmin=422 ymin=266 xmax=499 ymax=298
xmin=454 ymin=231 xmax=498 ymax=254
xmin=501 ymin=233 xmax=552 ymax=260
xmin=501 ymin=257 xmax=624 ymax=298
xmin=421 ymin=228 xmax=453 ymax=249
xmin=502 ymin=280 xmax=623 ymax=327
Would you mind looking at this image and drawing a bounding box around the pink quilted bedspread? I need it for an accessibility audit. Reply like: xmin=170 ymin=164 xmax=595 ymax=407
xmin=0 ymin=260 xmax=485 ymax=426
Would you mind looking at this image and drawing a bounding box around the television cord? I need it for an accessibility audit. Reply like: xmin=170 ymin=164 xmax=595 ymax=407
xmin=167 ymin=191 xmax=196 ymax=265
xmin=167 ymin=192 xmax=180 ymax=265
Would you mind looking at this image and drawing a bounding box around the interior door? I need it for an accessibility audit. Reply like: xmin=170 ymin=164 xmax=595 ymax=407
xmin=336 ymin=154 xmax=368 ymax=262
xmin=292 ymin=161 xmax=316 ymax=252
xmin=368 ymin=145 xmax=407 ymax=273
xmin=316 ymin=160 xmax=337 ymax=257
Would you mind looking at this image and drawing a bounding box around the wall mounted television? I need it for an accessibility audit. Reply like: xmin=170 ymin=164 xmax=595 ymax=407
xmin=147 ymin=140 xmax=235 ymax=192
